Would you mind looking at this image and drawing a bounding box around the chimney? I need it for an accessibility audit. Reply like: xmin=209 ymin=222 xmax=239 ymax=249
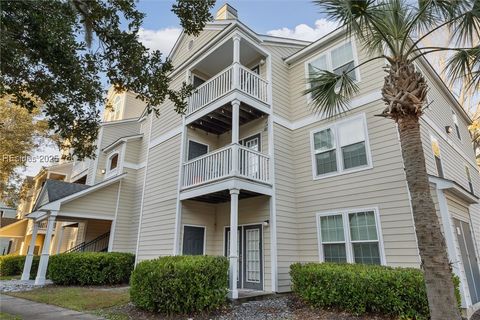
xmin=215 ymin=3 xmax=238 ymax=20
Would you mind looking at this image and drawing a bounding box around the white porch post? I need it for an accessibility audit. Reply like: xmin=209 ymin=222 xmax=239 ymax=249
xmin=232 ymin=35 xmax=241 ymax=90
xmin=55 ymin=222 xmax=65 ymax=254
xmin=35 ymin=214 xmax=56 ymax=285
xmin=229 ymin=188 xmax=240 ymax=299
xmin=21 ymin=221 xmax=39 ymax=281
xmin=231 ymin=99 xmax=240 ymax=176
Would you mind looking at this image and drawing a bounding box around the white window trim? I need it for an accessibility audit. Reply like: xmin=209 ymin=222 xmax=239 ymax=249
xmin=430 ymin=133 xmax=445 ymax=177
xmin=105 ymin=94 xmax=125 ymax=122
xmin=186 ymin=139 xmax=209 ymax=161
xmin=316 ymin=207 xmax=386 ymax=265
xmin=105 ymin=144 xmax=125 ymax=179
xmin=310 ymin=113 xmax=373 ymax=180
xmin=181 ymin=224 xmax=207 ymax=255
xmin=304 ymin=39 xmax=362 ymax=102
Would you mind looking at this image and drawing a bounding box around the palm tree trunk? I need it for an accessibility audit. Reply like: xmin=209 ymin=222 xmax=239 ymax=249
xmin=397 ymin=116 xmax=461 ymax=320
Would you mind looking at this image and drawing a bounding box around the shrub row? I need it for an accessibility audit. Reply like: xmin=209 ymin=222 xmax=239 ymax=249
xmin=48 ymin=252 xmax=135 ymax=285
xmin=130 ymin=255 xmax=229 ymax=314
xmin=290 ymin=262 xmax=460 ymax=320
xmin=0 ymin=255 xmax=39 ymax=278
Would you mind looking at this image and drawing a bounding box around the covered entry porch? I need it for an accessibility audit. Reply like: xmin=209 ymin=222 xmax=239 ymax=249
xmin=21 ymin=175 xmax=124 ymax=285
xmin=177 ymin=191 xmax=275 ymax=299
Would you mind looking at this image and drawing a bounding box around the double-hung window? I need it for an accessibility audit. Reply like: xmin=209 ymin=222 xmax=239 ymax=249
xmin=311 ymin=115 xmax=371 ymax=178
xmin=318 ymin=209 xmax=384 ymax=265
xmin=306 ymin=41 xmax=358 ymax=97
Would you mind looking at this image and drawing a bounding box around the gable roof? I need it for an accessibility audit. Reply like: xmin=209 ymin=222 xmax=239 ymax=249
xmin=33 ymin=180 xmax=90 ymax=211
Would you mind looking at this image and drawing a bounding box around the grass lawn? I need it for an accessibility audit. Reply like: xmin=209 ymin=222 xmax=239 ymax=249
xmin=0 ymin=275 xmax=20 ymax=280
xmin=0 ymin=312 xmax=22 ymax=320
xmin=7 ymin=286 xmax=129 ymax=316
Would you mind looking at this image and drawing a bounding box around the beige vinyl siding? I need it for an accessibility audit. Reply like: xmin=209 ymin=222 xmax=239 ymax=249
xmin=287 ymin=36 xmax=384 ymax=122
xmin=123 ymin=92 xmax=147 ymax=120
xmin=272 ymin=123 xmax=299 ymax=291
xmin=171 ymin=29 xmax=225 ymax=68
xmin=136 ymin=134 xmax=182 ymax=261
xmin=180 ymin=200 xmax=217 ymax=255
xmin=124 ymin=140 xmax=142 ymax=164
xmin=87 ymin=120 xmax=141 ymax=185
xmin=217 ymin=117 xmax=269 ymax=153
xmin=83 ymin=219 xmax=111 ymax=243
xmin=263 ymin=44 xmax=301 ymax=120
xmin=60 ymin=183 xmax=119 ymax=218
xmin=149 ymin=74 xmax=184 ymax=142
xmin=111 ymin=169 xmax=139 ymax=252
xmin=291 ymin=102 xmax=420 ymax=269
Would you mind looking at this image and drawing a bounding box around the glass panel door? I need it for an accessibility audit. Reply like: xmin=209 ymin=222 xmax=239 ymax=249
xmin=243 ymin=225 xmax=263 ymax=290
xmin=242 ymin=134 xmax=260 ymax=179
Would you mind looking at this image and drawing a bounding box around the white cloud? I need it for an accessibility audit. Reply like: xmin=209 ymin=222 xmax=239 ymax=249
xmin=267 ymin=19 xmax=339 ymax=42
xmin=138 ymin=27 xmax=182 ymax=55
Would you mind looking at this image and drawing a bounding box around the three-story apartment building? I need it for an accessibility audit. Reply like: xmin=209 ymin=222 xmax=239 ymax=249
xmin=16 ymin=4 xmax=479 ymax=315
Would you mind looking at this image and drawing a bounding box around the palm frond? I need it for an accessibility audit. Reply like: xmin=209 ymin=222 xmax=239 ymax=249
xmin=304 ymin=69 xmax=359 ymax=119
xmin=449 ymin=0 xmax=480 ymax=47
xmin=445 ymin=45 xmax=480 ymax=90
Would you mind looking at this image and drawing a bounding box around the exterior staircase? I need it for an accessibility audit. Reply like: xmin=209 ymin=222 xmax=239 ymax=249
xmin=65 ymin=232 xmax=110 ymax=253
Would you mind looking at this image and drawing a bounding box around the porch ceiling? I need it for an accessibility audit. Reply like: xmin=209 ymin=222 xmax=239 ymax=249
xmin=188 ymin=189 xmax=262 ymax=203
xmin=189 ymin=102 xmax=266 ymax=135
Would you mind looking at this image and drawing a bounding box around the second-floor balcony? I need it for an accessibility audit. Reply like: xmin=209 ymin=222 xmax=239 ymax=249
xmin=187 ymin=63 xmax=269 ymax=117
xmin=182 ymin=144 xmax=270 ymax=189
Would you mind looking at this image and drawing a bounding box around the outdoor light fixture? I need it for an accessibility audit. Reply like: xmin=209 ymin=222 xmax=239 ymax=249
xmin=101 ymin=169 xmax=106 ymax=174
xmin=259 ymin=59 xmax=266 ymax=65
xmin=263 ymin=220 xmax=270 ymax=227
xmin=445 ymin=125 xmax=453 ymax=134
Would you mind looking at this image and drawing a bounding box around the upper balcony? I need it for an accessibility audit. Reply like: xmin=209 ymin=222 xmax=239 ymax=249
xmin=186 ymin=34 xmax=270 ymax=124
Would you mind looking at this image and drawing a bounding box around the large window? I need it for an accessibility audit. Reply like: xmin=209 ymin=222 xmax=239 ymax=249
xmin=317 ymin=209 xmax=384 ymax=265
xmin=311 ymin=115 xmax=371 ymax=178
xmin=430 ymin=136 xmax=444 ymax=178
xmin=306 ymin=41 xmax=358 ymax=94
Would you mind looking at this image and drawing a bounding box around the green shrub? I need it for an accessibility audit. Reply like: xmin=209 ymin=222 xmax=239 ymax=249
xmin=130 ymin=255 xmax=229 ymax=314
xmin=290 ymin=263 xmax=461 ymax=320
xmin=0 ymin=255 xmax=40 ymax=278
xmin=48 ymin=252 xmax=134 ymax=285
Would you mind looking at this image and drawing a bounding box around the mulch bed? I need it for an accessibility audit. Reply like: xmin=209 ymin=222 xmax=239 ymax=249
xmin=103 ymin=294 xmax=396 ymax=320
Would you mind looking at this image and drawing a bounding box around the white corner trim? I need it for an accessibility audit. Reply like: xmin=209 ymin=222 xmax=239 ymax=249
xmin=273 ymin=90 xmax=381 ymax=131
xmin=149 ymin=127 xmax=182 ymax=149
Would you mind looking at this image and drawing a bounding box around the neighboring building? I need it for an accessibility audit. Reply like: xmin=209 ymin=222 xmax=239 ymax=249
xmin=9 ymin=4 xmax=480 ymax=316
xmin=0 ymin=202 xmax=18 ymax=255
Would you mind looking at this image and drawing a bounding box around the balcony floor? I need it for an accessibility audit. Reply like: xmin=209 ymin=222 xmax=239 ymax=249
xmin=189 ymin=101 xmax=266 ymax=135
xmin=187 ymin=189 xmax=263 ymax=203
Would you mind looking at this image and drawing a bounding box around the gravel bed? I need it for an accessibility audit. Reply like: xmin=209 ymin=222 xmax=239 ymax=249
xmin=0 ymin=279 xmax=52 ymax=293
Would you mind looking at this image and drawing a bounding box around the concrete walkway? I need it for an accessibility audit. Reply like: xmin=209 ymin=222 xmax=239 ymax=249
xmin=0 ymin=294 xmax=103 ymax=319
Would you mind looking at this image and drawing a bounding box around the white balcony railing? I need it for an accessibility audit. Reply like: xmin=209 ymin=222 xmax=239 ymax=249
xmin=187 ymin=64 xmax=269 ymax=115
xmin=182 ymin=144 xmax=270 ymax=188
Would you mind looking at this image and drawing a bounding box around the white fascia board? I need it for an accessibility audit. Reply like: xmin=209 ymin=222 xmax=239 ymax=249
xmin=102 ymin=134 xmax=143 ymax=153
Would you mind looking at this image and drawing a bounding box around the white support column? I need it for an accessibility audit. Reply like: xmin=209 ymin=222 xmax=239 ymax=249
xmin=55 ymin=223 xmax=65 ymax=254
xmin=229 ymin=188 xmax=240 ymax=299
xmin=231 ymin=100 xmax=240 ymax=176
xmin=21 ymin=221 xmax=39 ymax=281
xmin=232 ymin=35 xmax=241 ymax=89
xmin=35 ymin=214 xmax=56 ymax=285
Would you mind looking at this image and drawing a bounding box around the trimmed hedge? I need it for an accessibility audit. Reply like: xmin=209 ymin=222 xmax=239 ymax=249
xmin=48 ymin=252 xmax=135 ymax=285
xmin=130 ymin=255 xmax=229 ymax=314
xmin=290 ymin=262 xmax=461 ymax=320
xmin=0 ymin=255 xmax=39 ymax=278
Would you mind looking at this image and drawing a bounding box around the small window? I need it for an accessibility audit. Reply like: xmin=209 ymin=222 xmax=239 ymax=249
xmin=452 ymin=110 xmax=461 ymax=140
xmin=182 ymin=226 xmax=205 ymax=255
xmin=430 ymin=136 xmax=444 ymax=178
xmin=318 ymin=209 xmax=383 ymax=265
xmin=113 ymin=96 xmax=122 ymax=120
xmin=187 ymin=140 xmax=208 ymax=161
xmin=466 ymin=166 xmax=474 ymax=194
xmin=109 ymin=153 xmax=119 ymax=171
xmin=312 ymin=115 xmax=370 ymax=178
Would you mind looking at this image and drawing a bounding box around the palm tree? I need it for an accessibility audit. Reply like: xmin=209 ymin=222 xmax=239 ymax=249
xmin=306 ymin=1 xmax=479 ymax=319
